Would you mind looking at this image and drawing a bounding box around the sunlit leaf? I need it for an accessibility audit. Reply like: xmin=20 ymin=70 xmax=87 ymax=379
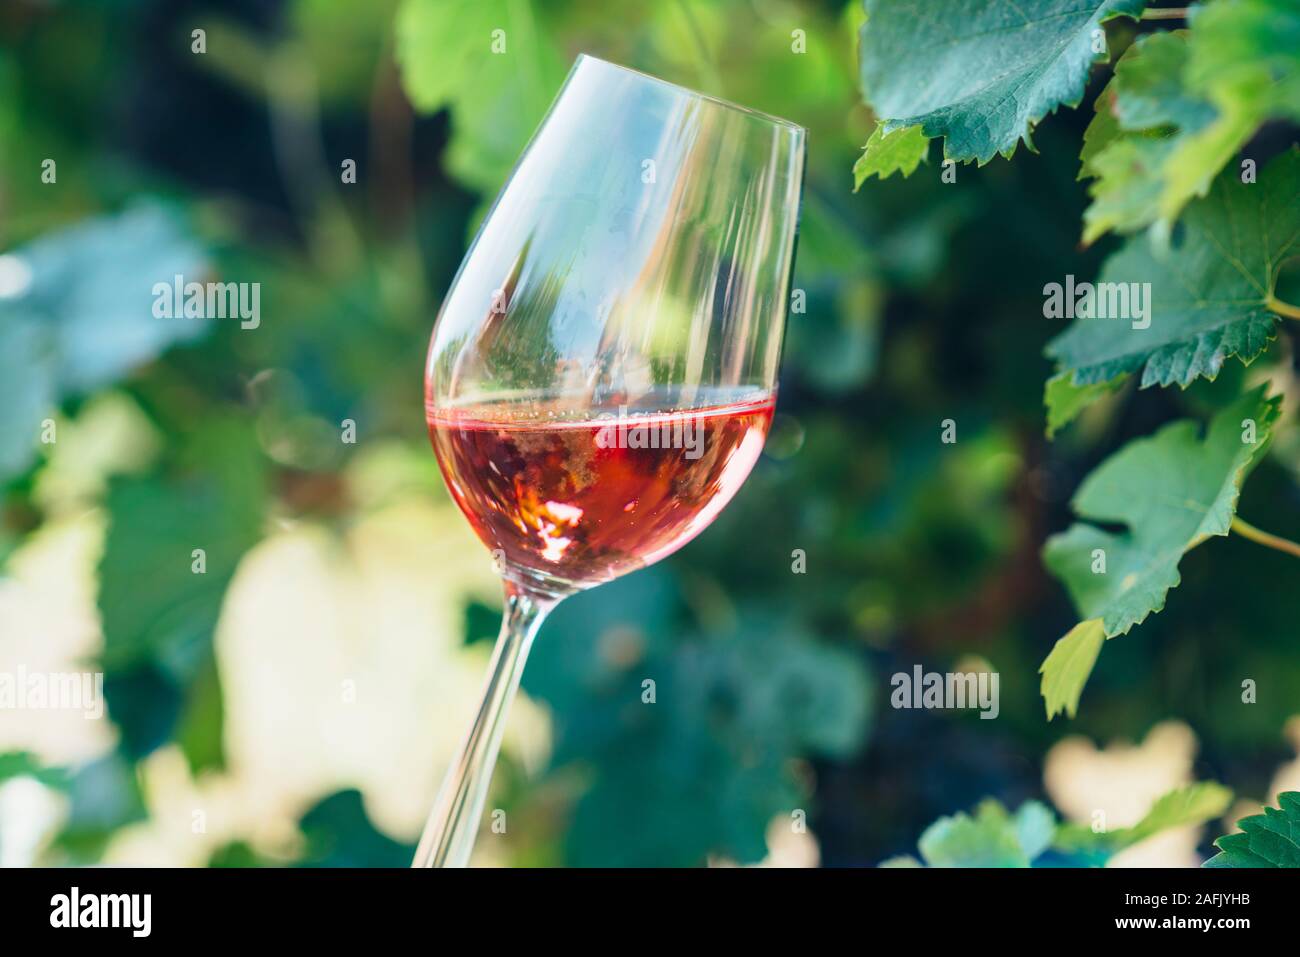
xmin=1040 ymin=618 xmax=1106 ymax=720
xmin=395 ymin=0 xmax=566 ymax=192
xmin=853 ymin=122 xmax=929 ymax=187
xmin=1080 ymin=1 xmax=1300 ymax=240
xmin=1056 ymin=782 xmax=1233 ymax=854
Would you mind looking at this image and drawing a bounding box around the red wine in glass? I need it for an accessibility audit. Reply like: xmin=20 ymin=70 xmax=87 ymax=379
xmin=428 ymin=388 xmax=776 ymax=592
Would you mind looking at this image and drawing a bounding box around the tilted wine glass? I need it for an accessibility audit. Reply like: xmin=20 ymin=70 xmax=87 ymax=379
xmin=415 ymin=55 xmax=805 ymax=867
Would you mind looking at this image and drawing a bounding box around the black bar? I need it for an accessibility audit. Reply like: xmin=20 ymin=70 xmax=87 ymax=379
xmin=3 ymin=866 xmax=1280 ymax=942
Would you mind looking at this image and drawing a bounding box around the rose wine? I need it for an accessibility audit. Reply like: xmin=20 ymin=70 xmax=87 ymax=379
xmin=428 ymin=389 xmax=775 ymax=592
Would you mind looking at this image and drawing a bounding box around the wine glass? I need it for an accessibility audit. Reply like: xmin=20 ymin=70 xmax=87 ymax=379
xmin=415 ymin=54 xmax=805 ymax=868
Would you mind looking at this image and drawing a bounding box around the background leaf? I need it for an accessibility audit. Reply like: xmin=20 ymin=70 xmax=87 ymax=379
xmin=1056 ymin=782 xmax=1233 ymax=855
xmin=917 ymin=799 xmax=1048 ymax=867
xmin=1 ymin=203 xmax=211 ymax=392
xmin=0 ymin=204 xmax=209 ymax=485
xmin=0 ymin=314 xmax=56 ymax=483
xmin=903 ymin=785 xmax=1231 ymax=867
xmin=98 ymin=417 xmax=267 ymax=759
xmin=396 ymin=0 xmax=566 ymax=194
xmin=523 ymin=571 xmax=873 ymax=866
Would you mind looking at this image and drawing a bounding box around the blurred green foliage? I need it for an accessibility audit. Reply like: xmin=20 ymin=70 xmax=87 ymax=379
xmin=1 ymin=0 xmax=1298 ymax=867
xmin=888 ymin=781 xmax=1232 ymax=867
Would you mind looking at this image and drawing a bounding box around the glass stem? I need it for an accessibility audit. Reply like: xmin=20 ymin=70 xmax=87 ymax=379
xmin=412 ymin=581 xmax=555 ymax=868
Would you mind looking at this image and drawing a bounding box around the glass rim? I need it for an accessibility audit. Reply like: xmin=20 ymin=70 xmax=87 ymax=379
xmin=573 ymin=54 xmax=807 ymax=136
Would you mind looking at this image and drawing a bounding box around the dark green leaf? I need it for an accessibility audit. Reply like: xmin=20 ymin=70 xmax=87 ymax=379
xmin=1048 ymin=150 xmax=1298 ymax=397
xmin=1205 ymin=791 xmax=1300 ymax=867
xmin=859 ymin=0 xmax=1145 ymax=164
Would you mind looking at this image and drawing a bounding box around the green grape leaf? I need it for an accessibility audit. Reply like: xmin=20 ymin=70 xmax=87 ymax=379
xmin=1047 ymin=149 xmax=1299 ymax=398
xmin=1039 ymin=618 xmax=1106 ymax=719
xmin=858 ymin=0 xmax=1146 ymax=165
xmin=853 ymin=122 xmax=929 ymax=188
xmin=1205 ymin=791 xmax=1300 ymax=867
xmin=395 ymin=0 xmax=566 ymax=192
xmin=1080 ymin=32 xmax=1217 ymax=243
xmin=1056 ymin=782 xmax=1233 ymax=859
xmin=1080 ymin=1 xmax=1300 ymax=241
xmin=1044 ymin=371 xmax=1127 ymax=437
xmin=1123 ymin=782 xmax=1234 ymax=846
xmin=1083 ymin=135 xmax=1184 ymax=244
xmin=916 ymin=800 xmax=1056 ymax=868
xmin=1040 ymin=387 xmax=1280 ymax=717
xmin=1162 ymin=0 xmax=1300 ymax=226
xmin=1078 ymin=83 xmax=1124 ymax=179
xmin=99 ymin=417 xmax=266 ymax=759
xmin=1184 ymin=0 xmax=1300 ymax=123
xmin=1107 ymin=30 xmax=1215 ymax=131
